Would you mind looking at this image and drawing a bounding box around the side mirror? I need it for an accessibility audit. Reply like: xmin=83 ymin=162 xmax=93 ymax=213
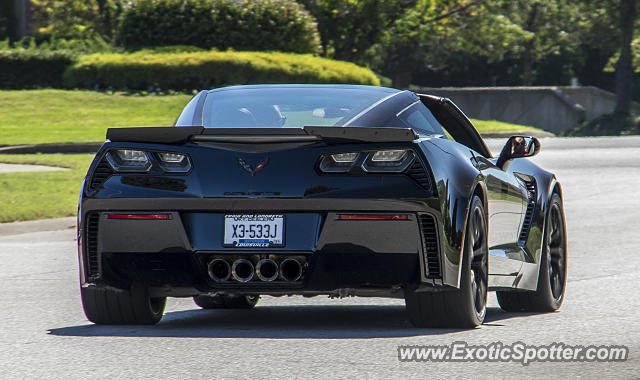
xmin=497 ymin=136 xmax=541 ymax=168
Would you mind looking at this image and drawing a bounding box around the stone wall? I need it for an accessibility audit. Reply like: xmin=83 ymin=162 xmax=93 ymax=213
xmin=415 ymin=86 xmax=640 ymax=134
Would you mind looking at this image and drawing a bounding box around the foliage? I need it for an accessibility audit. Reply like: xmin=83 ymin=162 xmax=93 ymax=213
xmin=297 ymin=0 xmax=413 ymax=64
xmin=0 ymin=48 xmax=76 ymax=88
xmin=605 ymin=37 xmax=640 ymax=73
xmin=566 ymin=112 xmax=640 ymax=136
xmin=0 ymin=0 xmax=17 ymax=41
xmin=117 ymin=0 xmax=321 ymax=54
xmin=373 ymin=0 xmax=532 ymax=87
xmin=30 ymin=0 xmax=124 ymax=40
xmin=63 ymin=50 xmax=381 ymax=90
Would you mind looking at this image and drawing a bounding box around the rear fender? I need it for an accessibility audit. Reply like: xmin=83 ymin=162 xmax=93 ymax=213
xmin=419 ymin=137 xmax=484 ymax=288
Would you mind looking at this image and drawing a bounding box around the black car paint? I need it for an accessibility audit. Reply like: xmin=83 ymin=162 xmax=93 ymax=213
xmin=77 ymin=85 xmax=560 ymax=298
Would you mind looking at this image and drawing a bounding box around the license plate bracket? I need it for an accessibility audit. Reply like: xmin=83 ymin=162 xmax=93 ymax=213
xmin=223 ymin=214 xmax=285 ymax=248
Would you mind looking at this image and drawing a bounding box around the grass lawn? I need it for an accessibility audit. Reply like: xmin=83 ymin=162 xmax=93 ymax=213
xmin=0 ymin=89 xmax=542 ymax=147
xmin=0 ymin=154 xmax=93 ymax=222
xmin=472 ymin=119 xmax=540 ymax=133
xmin=0 ymin=90 xmax=191 ymax=146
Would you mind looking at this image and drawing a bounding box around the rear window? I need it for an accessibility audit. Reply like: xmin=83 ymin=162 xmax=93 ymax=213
xmin=201 ymin=87 xmax=394 ymax=129
xmin=397 ymin=102 xmax=445 ymax=135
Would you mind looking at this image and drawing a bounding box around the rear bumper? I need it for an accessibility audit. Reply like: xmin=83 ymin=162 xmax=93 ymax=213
xmin=78 ymin=197 xmax=451 ymax=295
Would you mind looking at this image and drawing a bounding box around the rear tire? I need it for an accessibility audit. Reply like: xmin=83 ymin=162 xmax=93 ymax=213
xmin=405 ymin=195 xmax=488 ymax=328
xmin=81 ymin=284 xmax=166 ymax=325
xmin=193 ymin=295 xmax=260 ymax=309
xmin=497 ymin=193 xmax=567 ymax=312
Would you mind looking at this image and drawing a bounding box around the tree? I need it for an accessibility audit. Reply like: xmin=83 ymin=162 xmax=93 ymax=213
xmin=375 ymin=0 xmax=530 ymax=87
xmin=0 ymin=0 xmax=18 ymax=41
xmin=491 ymin=0 xmax=582 ymax=86
xmin=30 ymin=0 xmax=123 ymax=41
xmin=298 ymin=0 xmax=416 ymax=64
xmin=614 ymin=0 xmax=638 ymax=114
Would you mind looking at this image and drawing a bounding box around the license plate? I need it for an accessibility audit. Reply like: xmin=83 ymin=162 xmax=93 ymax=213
xmin=224 ymin=214 xmax=284 ymax=247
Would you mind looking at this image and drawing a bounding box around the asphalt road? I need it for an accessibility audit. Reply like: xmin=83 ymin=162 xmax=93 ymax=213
xmin=1 ymin=136 xmax=639 ymax=379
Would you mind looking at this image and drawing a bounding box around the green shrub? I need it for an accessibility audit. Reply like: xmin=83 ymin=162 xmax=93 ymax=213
xmin=117 ymin=0 xmax=321 ymax=54
xmin=0 ymin=49 xmax=76 ymax=88
xmin=63 ymin=50 xmax=380 ymax=90
xmin=566 ymin=112 xmax=640 ymax=136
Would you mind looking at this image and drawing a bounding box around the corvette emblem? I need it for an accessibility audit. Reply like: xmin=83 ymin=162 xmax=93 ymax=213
xmin=238 ymin=157 xmax=270 ymax=176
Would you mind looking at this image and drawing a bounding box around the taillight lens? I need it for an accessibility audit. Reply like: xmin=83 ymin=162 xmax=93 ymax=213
xmin=331 ymin=152 xmax=359 ymax=163
xmin=116 ymin=149 xmax=148 ymax=162
xmin=363 ymin=149 xmax=414 ymax=172
xmin=155 ymin=152 xmax=191 ymax=173
xmin=157 ymin=152 xmax=186 ymax=163
xmin=319 ymin=152 xmax=361 ymax=172
xmin=107 ymin=149 xmax=151 ymax=172
xmin=319 ymin=149 xmax=414 ymax=173
xmin=105 ymin=149 xmax=191 ymax=173
xmin=371 ymin=150 xmax=408 ymax=162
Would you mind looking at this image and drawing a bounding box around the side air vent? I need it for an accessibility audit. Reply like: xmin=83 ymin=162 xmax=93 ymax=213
xmin=419 ymin=214 xmax=441 ymax=279
xmin=85 ymin=213 xmax=101 ymax=279
xmin=88 ymin=158 xmax=114 ymax=190
xmin=405 ymin=160 xmax=432 ymax=191
xmin=518 ymin=180 xmax=537 ymax=245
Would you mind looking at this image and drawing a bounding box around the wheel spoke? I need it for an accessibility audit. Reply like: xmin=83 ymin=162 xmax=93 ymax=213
xmin=546 ymin=203 xmax=566 ymax=301
xmin=467 ymin=202 xmax=488 ymax=318
xmin=550 ymin=247 xmax=563 ymax=260
xmin=551 ymin=272 xmax=562 ymax=298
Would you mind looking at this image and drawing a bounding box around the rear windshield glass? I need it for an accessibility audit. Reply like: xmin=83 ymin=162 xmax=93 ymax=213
xmin=201 ymin=87 xmax=395 ymax=129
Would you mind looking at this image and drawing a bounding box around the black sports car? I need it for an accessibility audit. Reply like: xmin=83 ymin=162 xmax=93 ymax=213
xmin=77 ymin=85 xmax=567 ymax=328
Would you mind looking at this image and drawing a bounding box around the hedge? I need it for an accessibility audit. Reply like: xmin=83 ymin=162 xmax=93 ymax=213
xmin=63 ymin=50 xmax=381 ymax=89
xmin=0 ymin=49 xmax=76 ymax=88
xmin=117 ymin=0 xmax=321 ymax=54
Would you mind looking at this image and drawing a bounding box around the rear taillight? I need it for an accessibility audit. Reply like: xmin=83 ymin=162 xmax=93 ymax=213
xmin=105 ymin=149 xmax=191 ymax=173
xmin=107 ymin=213 xmax=171 ymax=220
xmin=154 ymin=152 xmax=191 ymax=172
xmin=337 ymin=214 xmax=410 ymax=220
xmin=319 ymin=152 xmax=361 ymax=172
xmin=106 ymin=149 xmax=151 ymax=172
xmin=318 ymin=149 xmax=414 ymax=173
xmin=362 ymin=149 xmax=414 ymax=172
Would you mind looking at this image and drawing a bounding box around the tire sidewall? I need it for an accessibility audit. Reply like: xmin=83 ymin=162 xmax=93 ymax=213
xmin=539 ymin=193 xmax=567 ymax=310
xmin=462 ymin=195 xmax=488 ymax=326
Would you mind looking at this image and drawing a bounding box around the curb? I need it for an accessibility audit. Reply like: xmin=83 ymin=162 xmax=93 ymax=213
xmin=0 ymin=217 xmax=77 ymax=237
xmin=0 ymin=143 xmax=102 ymax=154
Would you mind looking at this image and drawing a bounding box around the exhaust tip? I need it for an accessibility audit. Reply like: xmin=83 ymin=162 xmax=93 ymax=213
xmin=232 ymin=259 xmax=255 ymax=282
xmin=256 ymin=259 xmax=279 ymax=282
xmin=280 ymin=258 xmax=303 ymax=282
xmin=208 ymin=259 xmax=231 ymax=283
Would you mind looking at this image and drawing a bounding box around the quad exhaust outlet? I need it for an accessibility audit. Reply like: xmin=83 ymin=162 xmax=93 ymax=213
xmin=256 ymin=259 xmax=279 ymax=282
xmin=207 ymin=259 xmax=231 ymax=282
xmin=206 ymin=257 xmax=304 ymax=283
xmin=231 ymin=259 xmax=255 ymax=282
xmin=279 ymin=258 xmax=303 ymax=282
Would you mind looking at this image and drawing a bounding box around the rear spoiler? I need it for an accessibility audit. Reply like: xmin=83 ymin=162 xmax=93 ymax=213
xmin=106 ymin=126 xmax=418 ymax=145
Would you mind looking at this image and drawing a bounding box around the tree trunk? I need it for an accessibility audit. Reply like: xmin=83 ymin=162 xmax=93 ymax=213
xmin=13 ymin=0 xmax=29 ymax=37
xmin=96 ymin=0 xmax=112 ymax=39
xmin=614 ymin=0 xmax=637 ymax=114
xmin=521 ymin=2 xmax=539 ymax=86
